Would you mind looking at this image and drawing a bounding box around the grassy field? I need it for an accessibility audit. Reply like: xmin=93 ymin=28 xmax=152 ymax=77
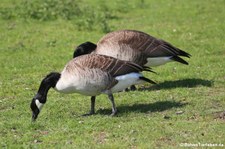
xmin=0 ymin=0 xmax=225 ymax=148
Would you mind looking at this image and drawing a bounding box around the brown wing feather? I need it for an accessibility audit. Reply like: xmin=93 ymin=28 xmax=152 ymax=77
xmin=97 ymin=30 xmax=191 ymax=58
xmin=72 ymin=54 xmax=149 ymax=77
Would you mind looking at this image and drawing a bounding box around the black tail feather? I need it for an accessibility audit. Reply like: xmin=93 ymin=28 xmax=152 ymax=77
xmin=139 ymin=76 xmax=156 ymax=84
xmin=163 ymin=43 xmax=191 ymax=58
xmin=177 ymin=48 xmax=191 ymax=58
xmin=170 ymin=56 xmax=189 ymax=65
xmin=143 ymin=66 xmax=157 ymax=74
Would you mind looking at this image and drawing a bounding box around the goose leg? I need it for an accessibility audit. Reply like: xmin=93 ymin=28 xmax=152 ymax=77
xmin=124 ymin=85 xmax=137 ymax=92
xmin=124 ymin=88 xmax=130 ymax=92
xmin=130 ymin=85 xmax=137 ymax=91
xmin=83 ymin=96 xmax=95 ymax=116
xmin=108 ymin=94 xmax=117 ymax=116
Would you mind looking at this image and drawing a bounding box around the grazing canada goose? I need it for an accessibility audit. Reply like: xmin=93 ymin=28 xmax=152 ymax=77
xmin=30 ymin=54 xmax=155 ymax=121
xmin=73 ymin=30 xmax=191 ymax=67
xmin=73 ymin=30 xmax=191 ymax=90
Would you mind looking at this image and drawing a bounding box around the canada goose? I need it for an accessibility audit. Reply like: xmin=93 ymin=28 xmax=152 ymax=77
xmin=30 ymin=54 xmax=155 ymax=121
xmin=73 ymin=30 xmax=191 ymax=67
xmin=74 ymin=30 xmax=190 ymax=90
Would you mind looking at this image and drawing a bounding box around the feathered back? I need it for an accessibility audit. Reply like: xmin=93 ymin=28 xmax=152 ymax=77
xmin=96 ymin=30 xmax=190 ymax=65
xmin=66 ymin=54 xmax=152 ymax=77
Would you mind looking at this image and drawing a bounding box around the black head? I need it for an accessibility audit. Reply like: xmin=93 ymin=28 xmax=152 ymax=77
xmin=73 ymin=41 xmax=97 ymax=58
xmin=30 ymin=72 xmax=60 ymax=122
xmin=30 ymin=93 xmax=44 ymax=121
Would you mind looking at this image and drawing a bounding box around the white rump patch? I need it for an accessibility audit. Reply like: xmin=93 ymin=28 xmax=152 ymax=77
xmin=146 ymin=56 xmax=172 ymax=67
xmin=35 ymin=99 xmax=44 ymax=110
xmin=110 ymin=73 xmax=143 ymax=93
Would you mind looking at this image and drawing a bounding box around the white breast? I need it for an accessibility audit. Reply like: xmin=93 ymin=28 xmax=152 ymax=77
xmin=54 ymin=73 xmax=80 ymax=94
xmin=54 ymin=68 xmax=109 ymax=96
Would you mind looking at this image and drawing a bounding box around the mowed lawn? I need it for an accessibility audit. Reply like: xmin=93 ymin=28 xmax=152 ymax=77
xmin=0 ymin=0 xmax=224 ymax=148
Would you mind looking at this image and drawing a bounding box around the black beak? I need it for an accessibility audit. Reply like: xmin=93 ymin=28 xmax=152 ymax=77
xmin=32 ymin=112 xmax=37 ymax=122
xmin=30 ymin=97 xmax=40 ymax=122
xmin=31 ymin=108 xmax=40 ymax=122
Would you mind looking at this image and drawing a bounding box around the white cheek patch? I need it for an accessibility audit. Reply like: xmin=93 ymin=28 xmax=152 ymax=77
xmin=35 ymin=99 xmax=44 ymax=110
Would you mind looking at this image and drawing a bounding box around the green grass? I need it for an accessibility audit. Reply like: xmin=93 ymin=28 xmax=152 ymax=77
xmin=0 ymin=0 xmax=225 ymax=148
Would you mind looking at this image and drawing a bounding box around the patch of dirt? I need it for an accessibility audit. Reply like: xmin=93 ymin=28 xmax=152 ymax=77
xmin=94 ymin=132 xmax=107 ymax=144
xmin=213 ymin=111 xmax=225 ymax=121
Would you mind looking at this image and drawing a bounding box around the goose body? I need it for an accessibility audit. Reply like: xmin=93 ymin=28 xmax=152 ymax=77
xmin=74 ymin=30 xmax=191 ymax=67
xmin=55 ymin=67 xmax=144 ymax=95
xmin=30 ymin=54 xmax=155 ymax=121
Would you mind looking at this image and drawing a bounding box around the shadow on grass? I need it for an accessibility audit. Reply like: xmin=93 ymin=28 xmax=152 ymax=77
xmin=97 ymin=100 xmax=188 ymax=115
xmin=139 ymin=78 xmax=213 ymax=91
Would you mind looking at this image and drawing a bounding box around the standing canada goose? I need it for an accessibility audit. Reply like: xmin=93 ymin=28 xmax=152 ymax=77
xmin=73 ymin=30 xmax=191 ymax=67
xmin=30 ymin=54 xmax=155 ymax=121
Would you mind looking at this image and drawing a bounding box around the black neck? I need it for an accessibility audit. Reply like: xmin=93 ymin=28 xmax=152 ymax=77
xmin=36 ymin=72 xmax=61 ymax=103
xmin=73 ymin=41 xmax=97 ymax=58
